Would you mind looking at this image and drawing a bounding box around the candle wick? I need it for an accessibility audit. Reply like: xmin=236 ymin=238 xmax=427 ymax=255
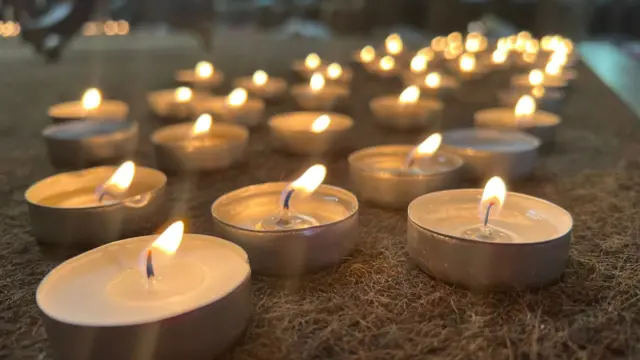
xmin=146 ymin=249 xmax=155 ymax=279
xmin=282 ymin=189 xmax=295 ymax=211
xmin=483 ymin=202 xmax=494 ymax=228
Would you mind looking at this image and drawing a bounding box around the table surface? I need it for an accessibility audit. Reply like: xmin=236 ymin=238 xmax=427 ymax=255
xmin=2 ymin=31 xmax=640 ymax=359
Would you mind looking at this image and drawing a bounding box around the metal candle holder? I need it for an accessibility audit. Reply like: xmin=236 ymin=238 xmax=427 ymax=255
xmin=497 ymin=87 xmax=564 ymax=113
xmin=290 ymin=83 xmax=349 ymax=111
xmin=204 ymin=97 xmax=266 ymax=128
xmin=147 ymin=89 xmax=214 ymax=123
xmin=268 ymin=111 xmax=353 ymax=155
xmin=369 ymin=96 xmax=443 ymax=131
xmin=474 ymin=108 xmax=562 ymax=144
xmin=174 ymin=69 xmax=224 ymax=90
xmin=48 ymin=100 xmax=129 ymax=123
xmin=233 ymin=76 xmax=288 ymax=101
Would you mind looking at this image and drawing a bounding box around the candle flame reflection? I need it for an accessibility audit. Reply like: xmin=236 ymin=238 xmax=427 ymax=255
xmin=82 ymin=88 xmax=102 ymax=110
xmin=311 ymin=115 xmax=331 ymax=133
xmin=480 ymin=176 xmax=507 ymax=217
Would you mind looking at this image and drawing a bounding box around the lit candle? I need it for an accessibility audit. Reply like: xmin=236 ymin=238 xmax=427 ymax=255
xmin=305 ymin=53 xmax=322 ymax=71
xmin=399 ymin=85 xmax=420 ymax=104
xmin=491 ymin=49 xmax=509 ymax=65
xmin=525 ymin=39 xmax=539 ymax=54
xmin=48 ymin=88 xmax=129 ymax=123
xmin=416 ymin=47 xmax=435 ymax=62
xmin=385 ymin=33 xmax=404 ymax=56
xmin=370 ymin=85 xmax=444 ymax=130
xmin=464 ymin=32 xmax=486 ymax=53
xmin=291 ymin=72 xmax=349 ymax=111
xmin=310 ymin=73 xmax=325 ymax=93
xmin=225 ymin=88 xmax=249 ymax=108
xmin=195 ymin=61 xmax=214 ymax=79
xmin=324 ymin=63 xmax=353 ymax=84
xmin=204 ymin=88 xmax=266 ymax=128
xmin=268 ymin=112 xmax=354 ymax=155
xmin=292 ymin=53 xmax=325 ymax=77
xmin=175 ymin=61 xmax=224 ymax=89
xmin=514 ymin=95 xmax=536 ymax=124
xmin=443 ymin=43 xmax=463 ymax=60
xmin=424 ymin=72 xmax=441 ymax=89
xmin=529 ymin=69 xmax=544 ymax=87
xmin=431 ymin=36 xmax=447 ymax=52
xmin=358 ymin=45 xmax=376 ymax=64
xmin=233 ymin=70 xmax=288 ymax=100
xmin=175 ymin=86 xmax=193 ymax=104
xmin=376 ymin=55 xmax=396 ymax=76
xmin=37 ymin=220 xmax=252 ymax=359
xmin=459 ymin=53 xmax=476 ymax=73
xmin=447 ymin=32 xmax=462 ymax=45
xmin=147 ymin=87 xmax=214 ymax=122
xmin=510 ymin=67 xmax=568 ymax=89
xmin=407 ymin=176 xmax=572 ymax=289
xmin=410 ymin=54 xmax=428 ymax=73
xmin=253 ymin=70 xmax=269 ymax=86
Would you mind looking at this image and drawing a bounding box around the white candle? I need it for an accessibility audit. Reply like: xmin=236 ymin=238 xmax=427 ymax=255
xmin=233 ymin=70 xmax=288 ymax=100
xmin=174 ymin=61 xmax=224 ymax=89
xmin=48 ymin=88 xmax=129 ymax=122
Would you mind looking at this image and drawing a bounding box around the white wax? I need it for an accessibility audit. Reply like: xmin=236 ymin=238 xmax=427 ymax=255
xmin=233 ymin=77 xmax=288 ymax=99
xmin=474 ymin=108 xmax=561 ymax=129
xmin=48 ymin=100 xmax=129 ymax=120
xmin=409 ymin=189 xmax=572 ymax=243
xmin=442 ymin=128 xmax=540 ymax=153
xmin=268 ymin=111 xmax=353 ymax=133
xmin=37 ymin=234 xmax=250 ymax=326
xmin=350 ymin=146 xmax=461 ymax=176
xmin=146 ymin=89 xmax=215 ymax=117
xmin=174 ymin=69 xmax=224 ymax=88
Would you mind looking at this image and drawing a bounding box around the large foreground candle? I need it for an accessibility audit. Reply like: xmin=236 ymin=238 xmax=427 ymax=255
xmin=407 ymin=177 xmax=572 ymax=290
xmin=48 ymin=88 xmax=129 ymax=123
xmin=211 ymin=164 xmax=358 ymax=276
xmin=37 ymin=221 xmax=252 ymax=360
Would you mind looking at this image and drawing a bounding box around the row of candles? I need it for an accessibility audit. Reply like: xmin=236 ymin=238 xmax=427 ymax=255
xmin=33 ymin=31 xmax=575 ymax=359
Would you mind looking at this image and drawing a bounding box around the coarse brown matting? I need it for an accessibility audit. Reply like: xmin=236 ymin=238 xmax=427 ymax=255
xmin=1 ymin=34 xmax=640 ymax=360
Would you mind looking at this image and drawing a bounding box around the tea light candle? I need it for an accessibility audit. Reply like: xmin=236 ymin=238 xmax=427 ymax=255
xmin=404 ymin=71 xmax=459 ymax=98
xmin=367 ymin=55 xmax=399 ymax=78
xmin=544 ymin=60 xmax=577 ymax=83
xmin=497 ymin=84 xmax=564 ymax=114
xmin=353 ymin=45 xmax=377 ymax=68
xmin=42 ymin=119 xmax=138 ymax=169
xmin=489 ymin=49 xmax=510 ymax=69
xmin=268 ymin=112 xmax=353 ymax=155
xmin=37 ymin=221 xmax=252 ymax=360
xmin=147 ymin=87 xmax=213 ymax=122
xmin=323 ymin=62 xmax=353 ymax=84
xmin=25 ymin=162 xmax=167 ymax=249
xmin=370 ymin=85 xmax=444 ymax=130
xmin=511 ymin=68 xmax=567 ymax=89
xmin=431 ymin=36 xmax=447 ymax=53
xmin=174 ymin=61 xmax=224 ymax=89
xmin=203 ymin=88 xmax=265 ymax=128
xmin=464 ymin=32 xmax=488 ymax=53
xmin=349 ymin=133 xmax=464 ymax=209
xmin=474 ymin=95 xmax=562 ymax=144
xmin=441 ymin=128 xmax=541 ymax=180
xmin=151 ymin=114 xmax=249 ymax=172
xmin=385 ymin=33 xmax=404 ymax=57
xmin=233 ymin=70 xmax=288 ymax=101
xmin=401 ymin=54 xmax=430 ymax=84
xmin=48 ymin=88 xmax=129 ymax=123
xmin=290 ymin=72 xmax=349 ymax=111
xmin=211 ymin=164 xmax=358 ymax=276
xmin=407 ymin=177 xmax=572 ymax=290
xmin=453 ymin=53 xmax=486 ymax=81
xmin=292 ymin=52 xmax=325 ymax=78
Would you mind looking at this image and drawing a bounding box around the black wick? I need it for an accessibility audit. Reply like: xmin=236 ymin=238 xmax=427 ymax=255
xmin=483 ymin=202 xmax=494 ymax=228
xmin=146 ymin=249 xmax=155 ymax=279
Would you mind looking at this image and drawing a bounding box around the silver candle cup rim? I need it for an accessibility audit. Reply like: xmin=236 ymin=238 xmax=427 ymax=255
xmin=268 ymin=111 xmax=354 ymax=134
xmin=48 ymin=100 xmax=130 ymax=122
xmin=211 ymin=182 xmax=358 ymax=234
xmin=348 ymin=145 xmax=464 ymax=179
xmin=474 ymin=108 xmax=562 ymax=130
xmin=441 ymin=128 xmax=542 ymax=156
xmin=174 ymin=69 xmax=225 ymax=88
xmin=408 ymin=189 xmax=573 ymax=245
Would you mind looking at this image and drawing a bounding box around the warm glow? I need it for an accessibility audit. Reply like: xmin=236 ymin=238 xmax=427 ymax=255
xmin=379 ymin=56 xmax=395 ymax=71
xmin=104 ymin=161 xmax=135 ymax=193
xmin=305 ymin=53 xmax=321 ymax=70
xmin=309 ymin=73 xmax=325 ymax=91
xmin=104 ymin=20 xmax=117 ymax=36
xmin=540 ymin=36 xmax=553 ymax=51
xmin=522 ymin=52 xmax=537 ymax=64
xmin=531 ymin=86 xmax=545 ymax=98
xmin=431 ymin=36 xmax=447 ymax=52
xmin=545 ymin=61 xmax=562 ymax=76
xmin=417 ymin=47 xmax=435 ymax=61
xmin=514 ymin=95 xmax=536 ymax=118
xmin=410 ymin=55 xmax=428 ymax=73
xmin=310 ymin=115 xmax=331 ymax=133
xmin=290 ymin=164 xmax=327 ymax=195
xmin=399 ymin=86 xmax=420 ymax=104
xmin=549 ymin=51 xmax=568 ymax=66
xmin=517 ymin=31 xmax=532 ymax=40
xmin=497 ymin=38 xmax=509 ymax=51
xmin=558 ymin=39 xmax=574 ymax=54
xmin=326 ymin=63 xmax=343 ymax=80
xmin=385 ymin=33 xmax=403 ymax=55
xmin=506 ymin=35 xmax=517 ymax=49
xmin=465 ymin=35 xmax=482 ymax=53
xmin=414 ymin=133 xmax=442 ymax=157
xmin=175 ymin=87 xmax=193 ymax=103
xmin=444 ymin=43 xmax=463 ymax=60
xmin=81 ymin=88 xmax=102 ymax=110
xmin=447 ymin=32 xmax=462 ymax=44
xmin=226 ymin=88 xmax=248 ymax=107
xmin=360 ymin=46 xmax=376 ymax=63
xmin=459 ymin=53 xmax=476 ymax=72
xmin=195 ymin=61 xmax=214 ymax=79
xmin=525 ymin=39 xmax=539 ymax=54
xmin=481 ymin=176 xmax=507 ymax=215
xmin=192 ymin=114 xmax=212 ymax=135
xmin=116 ymin=20 xmax=129 ymax=35
xmin=253 ymin=70 xmax=269 ymax=86
xmin=491 ymin=49 xmax=508 ymax=64
xmin=529 ymin=69 xmax=544 ymax=86
xmin=424 ymin=72 xmax=442 ymax=88
xmin=151 ymin=221 xmax=184 ymax=255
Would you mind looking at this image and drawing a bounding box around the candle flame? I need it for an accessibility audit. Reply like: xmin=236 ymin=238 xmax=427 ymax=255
xmin=522 ymin=52 xmax=538 ymax=64
xmin=82 ymin=88 xmax=102 ymax=110
xmin=531 ymin=86 xmax=545 ymax=98
xmin=417 ymin=47 xmax=435 ymax=61
xmin=326 ymin=63 xmax=343 ymax=80
xmin=558 ymin=39 xmax=573 ymax=54
xmin=529 ymin=69 xmax=544 ymax=86
xmin=459 ymin=53 xmax=476 ymax=72
xmin=310 ymin=73 xmax=325 ymax=91
xmin=310 ymin=114 xmax=331 ymax=133
xmin=492 ymin=49 xmax=508 ymax=64
xmin=545 ymin=61 xmax=562 ymax=76
xmin=465 ymin=37 xmax=481 ymax=53
xmin=192 ymin=114 xmax=212 ymax=135
xmin=226 ymin=88 xmax=248 ymax=107
xmin=480 ymin=176 xmax=507 ymax=217
xmin=305 ymin=53 xmax=321 ymax=70
xmin=290 ymin=164 xmax=326 ymax=195
xmin=424 ymin=72 xmax=442 ymax=88
xmin=549 ymin=51 xmax=568 ymax=66
xmin=195 ymin=61 xmax=214 ymax=79
xmin=385 ymin=33 xmax=403 ymax=55
xmin=104 ymin=161 xmax=135 ymax=193
xmin=360 ymin=46 xmax=376 ymax=63
xmin=175 ymin=87 xmax=193 ymax=103
xmin=515 ymin=95 xmax=536 ymax=118
xmin=414 ymin=133 xmax=442 ymax=157
xmin=151 ymin=221 xmax=184 ymax=255
xmin=431 ymin=36 xmax=447 ymax=52
xmin=497 ymin=38 xmax=509 ymax=51
xmin=253 ymin=70 xmax=269 ymax=86
xmin=399 ymin=86 xmax=420 ymax=104
xmin=444 ymin=43 xmax=463 ymax=60
xmin=525 ymin=39 xmax=539 ymax=54
xmin=410 ymin=55 xmax=428 ymax=73
xmin=379 ymin=56 xmax=395 ymax=71
xmin=541 ymin=36 xmax=553 ymax=51
xmin=447 ymin=32 xmax=462 ymax=44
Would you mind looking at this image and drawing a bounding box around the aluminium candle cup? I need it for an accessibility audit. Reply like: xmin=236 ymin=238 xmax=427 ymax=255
xmin=233 ymin=76 xmax=288 ymax=101
xmin=401 ymin=74 xmax=459 ymax=98
xmin=369 ymin=95 xmax=443 ymax=131
xmin=511 ymin=73 xmax=569 ymax=89
xmin=291 ymin=60 xmax=327 ymax=78
xmin=290 ymin=83 xmax=349 ymax=111
xmin=48 ymin=100 xmax=129 ymax=123
xmin=211 ymin=182 xmax=358 ymax=276
xmin=42 ymin=119 xmax=138 ymax=169
xmin=151 ymin=122 xmax=249 ymax=172
xmin=299 ymin=67 xmax=354 ymax=85
xmin=202 ymin=96 xmax=266 ymax=128
xmin=147 ymin=89 xmax=214 ymax=123
xmin=25 ymin=166 xmax=167 ymax=250
xmin=348 ymin=145 xmax=464 ymax=209
xmin=497 ymin=87 xmax=564 ymax=114
xmin=174 ymin=69 xmax=225 ymax=90
xmin=441 ymin=128 xmax=541 ymax=180
xmin=268 ymin=112 xmax=353 ymax=155
xmin=474 ymin=108 xmax=562 ymax=145
xmin=407 ymin=189 xmax=572 ymax=290
xmin=37 ymin=234 xmax=252 ymax=360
